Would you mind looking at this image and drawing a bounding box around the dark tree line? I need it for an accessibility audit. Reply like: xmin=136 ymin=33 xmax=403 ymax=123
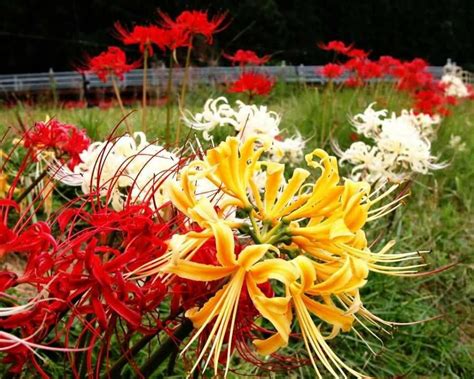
xmin=1 ymin=0 xmax=473 ymax=73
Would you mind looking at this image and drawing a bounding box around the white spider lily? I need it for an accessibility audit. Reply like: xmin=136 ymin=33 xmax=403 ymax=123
xmin=182 ymin=97 xmax=238 ymax=140
xmin=183 ymin=97 xmax=305 ymax=163
xmin=351 ymin=102 xmax=387 ymax=138
xmin=440 ymin=74 xmax=470 ymax=98
xmin=270 ymin=134 xmax=307 ymax=164
xmin=339 ymin=142 xmax=394 ymax=183
xmin=378 ymin=116 xmax=443 ymax=174
xmin=338 ymin=104 xmax=447 ymax=184
xmin=53 ymin=132 xmax=178 ymax=211
xmin=233 ymin=101 xmax=281 ymax=141
xmin=405 ymin=110 xmax=441 ymax=139
xmin=183 ymin=97 xmax=281 ymax=142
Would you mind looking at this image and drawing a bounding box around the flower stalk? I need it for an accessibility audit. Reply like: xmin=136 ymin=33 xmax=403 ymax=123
xmin=142 ymin=47 xmax=149 ymax=132
xmin=111 ymin=75 xmax=132 ymax=134
xmin=176 ymin=37 xmax=193 ymax=144
xmin=165 ymin=54 xmax=174 ymax=144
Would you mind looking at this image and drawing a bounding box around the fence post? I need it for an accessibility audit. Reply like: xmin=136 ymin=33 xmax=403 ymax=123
xmin=49 ymin=68 xmax=58 ymax=107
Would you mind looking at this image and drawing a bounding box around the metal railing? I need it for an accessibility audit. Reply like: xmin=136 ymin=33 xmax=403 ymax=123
xmin=0 ymin=65 xmax=447 ymax=93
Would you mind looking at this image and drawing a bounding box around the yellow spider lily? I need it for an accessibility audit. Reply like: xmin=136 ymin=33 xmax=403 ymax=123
xmin=163 ymin=226 xmax=297 ymax=377
xmin=141 ymin=136 xmax=425 ymax=378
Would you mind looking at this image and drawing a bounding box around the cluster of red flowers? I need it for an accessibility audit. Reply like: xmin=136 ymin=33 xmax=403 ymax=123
xmin=84 ymin=46 xmax=139 ymax=82
xmin=224 ymin=48 xmax=274 ymax=97
xmin=228 ymin=71 xmax=275 ymax=97
xmin=0 ymin=133 xmax=227 ymax=376
xmin=81 ymin=10 xmax=278 ymax=102
xmin=224 ymin=49 xmax=270 ymax=66
xmin=115 ymin=10 xmax=227 ymax=55
xmin=320 ymin=62 xmax=345 ymax=79
xmin=23 ymin=119 xmax=90 ymax=168
xmin=83 ymin=10 xmax=227 ymax=84
xmin=159 ymin=10 xmax=227 ymax=45
xmin=318 ymin=40 xmax=473 ymax=115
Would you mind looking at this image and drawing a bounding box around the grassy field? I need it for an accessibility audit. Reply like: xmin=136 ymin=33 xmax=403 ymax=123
xmin=1 ymin=83 xmax=473 ymax=377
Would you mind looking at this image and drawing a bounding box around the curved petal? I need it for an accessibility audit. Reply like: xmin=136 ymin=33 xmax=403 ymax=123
xmin=270 ymin=168 xmax=310 ymax=219
xmin=253 ymin=332 xmax=288 ymax=356
xmin=163 ymin=259 xmax=236 ymax=281
xmin=237 ymin=244 xmax=274 ymax=269
xmin=262 ymin=162 xmax=285 ymax=216
xmin=210 ymin=221 xmax=236 ymax=266
xmin=246 ymin=276 xmax=292 ymax=343
xmin=249 ymin=258 xmax=299 ymax=284
xmin=291 ymin=255 xmax=317 ymax=292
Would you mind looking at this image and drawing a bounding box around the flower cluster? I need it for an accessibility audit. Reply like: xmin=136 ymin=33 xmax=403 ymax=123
xmin=136 ymin=136 xmax=423 ymax=377
xmin=53 ymin=132 xmax=178 ymax=210
xmin=228 ymin=71 xmax=275 ymax=97
xmin=182 ymin=97 xmax=305 ymax=163
xmin=336 ymin=103 xmax=446 ymax=184
xmin=224 ymin=49 xmax=270 ymax=66
xmin=114 ymin=10 xmax=227 ymax=57
xmin=159 ymin=10 xmax=227 ymax=45
xmin=440 ymin=73 xmax=471 ymax=98
xmin=23 ymin=119 xmax=90 ymax=168
xmin=0 ymin=116 xmax=445 ymax=378
xmin=318 ymin=40 xmax=472 ymax=115
xmin=82 ymin=46 xmax=139 ymax=82
xmin=0 ymin=17 xmax=461 ymax=379
xmin=0 ymin=200 xmax=177 ymax=376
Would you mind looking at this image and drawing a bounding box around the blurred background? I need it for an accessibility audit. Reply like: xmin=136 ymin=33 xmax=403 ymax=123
xmin=1 ymin=0 xmax=474 ymax=74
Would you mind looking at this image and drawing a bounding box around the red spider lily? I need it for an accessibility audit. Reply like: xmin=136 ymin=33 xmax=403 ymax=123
xmin=392 ymin=58 xmax=433 ymax=91
xmin=346 ymin=47 xmax=368 ymax=59
xmin=320 ymin=63 xmax=345 ymax=79
xmin=23 ymin=120 xmax=70 ymax=150
xmin=413 ymin=89 xmax=451 ymax=116
xmin=343 ymin=58 xmax=383 ymax=80
xmin=0 ymin=221 xmax=56 ymax=258
xmin=23 ymin=119 xmax=90 ymax=168
xmin=377 ymin=55 xmax=402 ymax=75
xmin=0 ymin=202 xmax=178 ymax=376
xmin=223 ymin=49 xmax=270 ymax=66
xmin=83 ymin=46 xmax=139 ymax=82
xmin=159 ymin=10 xmax=228 ymax=44
xmin=228 ymin=72 xmax=275 ymax=97
xmin=62 ymin=127 xmax=91 ymax=168
xmin=161 ymin=25 xmax=191 ymax=50
xmin=318 ymin=40 xmax=352 ymax=54
xmin=114 ymin=23 xmax=168 ymax=56
xmin=357 ymin=60 xmax=384 ymax=79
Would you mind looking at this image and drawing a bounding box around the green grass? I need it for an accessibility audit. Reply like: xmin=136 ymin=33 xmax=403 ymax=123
xmin=1 ymin=82 xmax=473 ymax=377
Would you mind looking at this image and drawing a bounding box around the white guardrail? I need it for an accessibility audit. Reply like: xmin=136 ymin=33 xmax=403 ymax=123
xmin=0 ymin=65 xmax=446 ymax=93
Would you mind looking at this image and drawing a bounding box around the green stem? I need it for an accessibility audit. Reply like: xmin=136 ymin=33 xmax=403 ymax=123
xmin=165 ymin=53 xmax=174 ymax=145
xmin=249 ymin=212 xmax=262 ymax=241
xmin=16 ymin=169 xmax=48 ymax=203
xmin=111 ymin=75 xmax=132 ymax=134
xmin=103 ymin=309 xmax=185 ymax=378
xmin=139 ymin=319 xmax=194 ymax=377
xmin=142 ymin=47 xmax=149 ymax=132
xmin=176 ymin=38 xmax=193 ymax=145
xmin=103 ymin=334 xmax=154 ymax=378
